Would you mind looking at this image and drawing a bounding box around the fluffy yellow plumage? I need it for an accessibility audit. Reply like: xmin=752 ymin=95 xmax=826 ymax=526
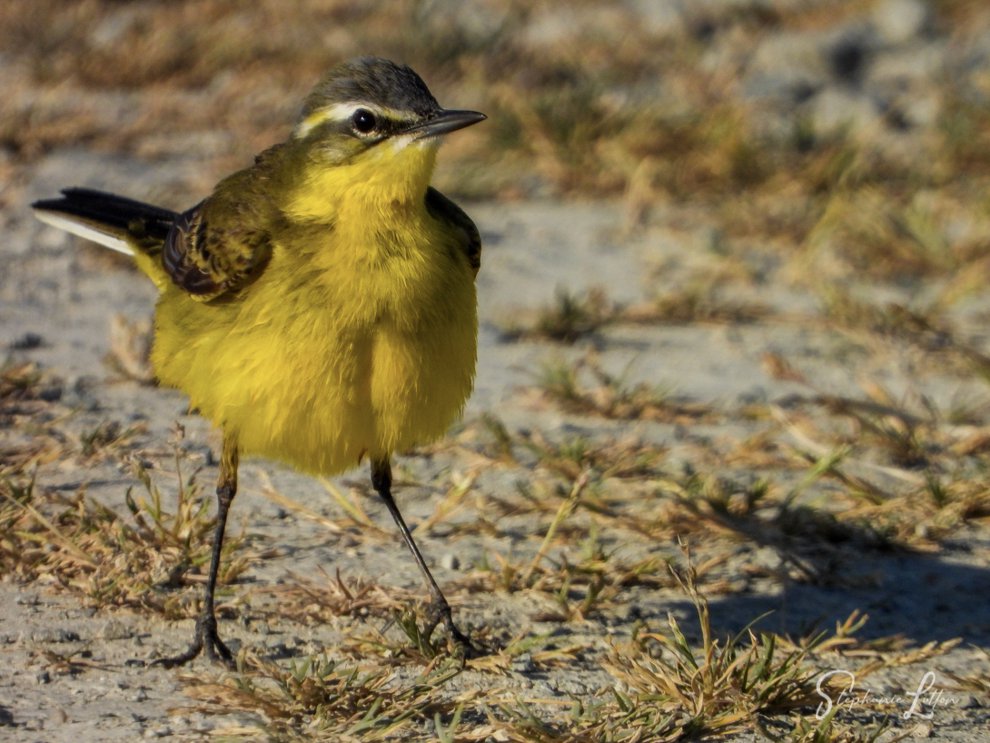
xmin=33 ymin=57 xmax=485 ymax=666
xmin=153 ymin=132 xmax=477 ymax=474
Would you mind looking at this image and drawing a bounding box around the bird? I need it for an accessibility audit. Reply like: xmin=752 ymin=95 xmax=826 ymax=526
xmin=33 ymin=56 xmax=486 ymax=667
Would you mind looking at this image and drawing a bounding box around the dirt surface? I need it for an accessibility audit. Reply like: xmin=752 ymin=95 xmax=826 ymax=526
xmin=2 ymin=2 xmax=990 ymax=741
xmin=4 ymin=181 xmax=988 ymax=740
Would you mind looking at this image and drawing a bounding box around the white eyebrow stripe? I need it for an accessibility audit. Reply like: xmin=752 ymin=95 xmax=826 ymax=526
xmin=293 ymin=102 xmax=411 ymax=138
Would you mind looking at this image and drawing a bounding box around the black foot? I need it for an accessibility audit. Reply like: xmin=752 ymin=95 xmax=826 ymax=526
xmin=425 ymin=599 xmax=482 ymax=660
xmin=152 ymin=613 xmax=234 ymax=669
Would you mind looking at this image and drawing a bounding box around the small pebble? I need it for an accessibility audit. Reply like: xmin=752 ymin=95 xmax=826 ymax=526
xmin=31 ymin=628 xmax=80 ymax=644
xmin=9 ymin=332 xmax=44 ymax=350
xmin=960 ymin=695 xmax=980 ymax=709
xmin=101 ymin=618 xmax=133 ymax=641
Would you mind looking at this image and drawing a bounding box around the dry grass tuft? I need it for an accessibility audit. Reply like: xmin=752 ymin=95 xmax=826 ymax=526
xmin=484 ymin=562 xmax=927 ymax=742
xmin=535 ymin=355 xmax=715 ymax=424
xmin=171 ymin=550 xmax=957 ymax=741
xmin=184 ymin=652 xmax=469 ymax=741
xmin=1 ymin=441 xmax=249 ymax=618
xmin=500 ymin=287 xmax=618 ymax=344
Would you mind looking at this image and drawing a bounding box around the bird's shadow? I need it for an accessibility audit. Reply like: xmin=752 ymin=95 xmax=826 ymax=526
xmin=709 ymin=550 xmax=989 ymax=646
xmin=663 ymin=507 xmax=990 ymax=647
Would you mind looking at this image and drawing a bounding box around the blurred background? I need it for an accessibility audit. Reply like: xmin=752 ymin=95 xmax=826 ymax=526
xmin=3 ymin=0 xmax=989 ymax=288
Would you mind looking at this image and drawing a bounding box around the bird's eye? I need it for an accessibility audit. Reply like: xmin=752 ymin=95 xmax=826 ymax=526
xmin=351 ymin=108 xmax=378 ymax=135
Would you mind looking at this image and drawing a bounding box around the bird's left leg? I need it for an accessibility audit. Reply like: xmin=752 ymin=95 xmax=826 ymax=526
xmin=371 ymin=458 xmax=477 ymax=656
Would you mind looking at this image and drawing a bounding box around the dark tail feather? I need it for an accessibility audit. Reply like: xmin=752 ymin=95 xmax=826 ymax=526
xmin=32 ymin=188 xmax=178 ymax=246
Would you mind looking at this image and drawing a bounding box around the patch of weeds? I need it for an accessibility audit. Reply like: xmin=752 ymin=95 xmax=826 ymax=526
xmin=501 ymin=287 xmax=617 ymax=344
xmin=474 ymin=630 xmax=595 ymax=675
xmin=327 ymin=601 xmax=489 ymax=665
xmin=940 ymin=93 xmax=990 ymax=176
xmin=764 ymin=710 xmax=892 ymax=742
xmin=466 ymin=474 xmax=676 ymax=620
xmin=806 ymin=188 xmax=959 ymax=280
xmin=253 ymin=569 xmax=408 ymax=627
xmin=332 ymin=603 xmax=502 ymax=670
xmin=602 ymin=602 xmax=826 ymax=735
xmin=820 ymin=289 xmax=953 ymax=353
xmin=0 ymin=360 xmax=63 ymax=416
xmin=519 ymin=470 xmax=591 ymax=588
xmin=945 ymin=648 xmax=990 ymax=694
xmin=185 ymin=653 xmax=467 ymax=741
xmin=1 ymin=360 xmax=46 ymax=400
xmin=77 ymin=418 xmax=145 ymax=461
xmin=630 ymin=281 xmax=771 ymax=325
xmin=516 ymin=427 xmax=666 ymax=482
xmin=818 ymin=288 xmax=990 ymax=381
xmin=490 ymin=562 xmax=891 ymax=741
xmin=536 ymin=355 xmax=715 ymax=423
xmin=916 ymin=476 xmax=990 ymax=536
xmin=1 ymin=362 xmax=69 ymax=473
xmin=491 ymin=71 xmax=631 ymax=195
xmin=529 ymin=527 xmax=674 ymax=623
xmin=0 ymin=466 xmax=37 ymax=553
xmin=391 ymin=609 xmax=458 ymax=661
xmin=816 ymin=393 xmax=934 ymax=469
xmin=648 ymin=470 xmax=776 ymax=540
xmin=476 ymin=413 xmax=518 ymax=463
xmin=642 ymin=458 xmax=906 ymax=588
xmin=536 ymin=287 xmax=615 ymax=343
xmin=941 ymin=389 xmax=990 ymax=427
xmin=37 ymin=646 xmax=105 ymax=679
xmin=776 ymin=398 xmax=990 ymax=547
xmin=0 ymin=442 xmax=249 ymax=618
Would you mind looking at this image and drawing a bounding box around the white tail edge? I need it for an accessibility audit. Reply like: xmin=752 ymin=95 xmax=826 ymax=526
xmin=34 ymin=210 xmax=135 ymax=256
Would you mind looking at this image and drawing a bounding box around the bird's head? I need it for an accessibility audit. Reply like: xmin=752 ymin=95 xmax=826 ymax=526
xmin=286 ymin=57 xmax=484 ymax=214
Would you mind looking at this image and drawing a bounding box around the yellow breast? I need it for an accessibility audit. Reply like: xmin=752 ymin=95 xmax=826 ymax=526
xmin=151 ymin=200 xmax=477 ymax=475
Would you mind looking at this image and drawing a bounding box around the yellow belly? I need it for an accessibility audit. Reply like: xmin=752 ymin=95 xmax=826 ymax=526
xmin=150 ymin=228 xmax=477 ymax=475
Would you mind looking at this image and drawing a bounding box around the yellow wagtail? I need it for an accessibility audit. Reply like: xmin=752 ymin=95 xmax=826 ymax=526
xmin=33 ymin=57 xmax=485 ymax=666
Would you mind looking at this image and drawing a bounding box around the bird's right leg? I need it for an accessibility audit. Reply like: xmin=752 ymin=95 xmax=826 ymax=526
xmin=155 ymin=435 xmax=239 ymax=668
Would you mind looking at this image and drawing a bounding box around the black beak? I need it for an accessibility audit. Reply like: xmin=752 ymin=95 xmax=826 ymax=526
xmin=404 ymin=109 xmax=487 ymax=139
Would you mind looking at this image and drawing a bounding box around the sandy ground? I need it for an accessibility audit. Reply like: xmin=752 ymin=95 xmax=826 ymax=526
xmin=1 ymin=142 xmax=988 ymax=740
xmin=4 ymin=2 xmax=990 ymax=732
